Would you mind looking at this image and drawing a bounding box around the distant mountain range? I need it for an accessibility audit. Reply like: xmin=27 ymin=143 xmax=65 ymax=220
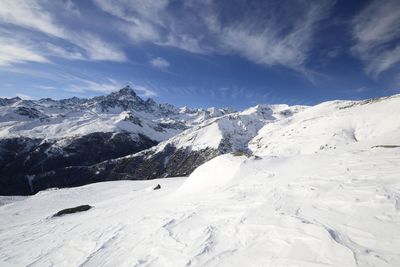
xmin=1 ymin=87 xmax=399 ymax=195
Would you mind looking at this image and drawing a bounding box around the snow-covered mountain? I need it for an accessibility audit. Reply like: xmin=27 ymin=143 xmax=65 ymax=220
xmin=1 ymin=92 xmax=400 ymax=197
xmin=41 ymin=93 xmax=400 ymax=194
xmin=81 ymin=103 xmax=306 ymax=183
xmin=1 ymin=93 xmax=400 ymax=266
xmin=0 ymin=86 xmax=234 ymax=195
xmin=0 ymin=86 xmax=233 ymax=141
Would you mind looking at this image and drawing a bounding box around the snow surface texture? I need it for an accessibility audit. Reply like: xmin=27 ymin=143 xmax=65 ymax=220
xmin=0 ymin=94 xmax=399 ymax=266
xmin=0 ymin=150 xmax=399 ymax=266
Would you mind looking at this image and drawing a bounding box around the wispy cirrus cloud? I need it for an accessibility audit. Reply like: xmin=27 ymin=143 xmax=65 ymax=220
xmin=0 ymin=0 xmax=335 ymax=72
xmin=212 ymin=1 xmax=335 ymax=70
xmin=0 ymin=0 xmax=65 ymax=38
xmin=149 ymin=57 xmax=170 ymax=70
xmin=66 ymin=78 xmax=124 ymax=94
xmin=66 ymin=78 xmax=157 ymax=97
xmin=35 ymin=85 xmax=57 ymax=91
xmin=351 ymin=0 xmax=400 ymax=77
xmin=45 ymin=43 xmax=85 ymax=61
xmin=0 ymin=37 xmax=49 ymax=66
xmin=93 ymin=0 xmax=165 ymax=43
xmin=0 ymin=0 xmax=126 ymax=65
xmin=93 ymin=0 xmax=335 ymax=71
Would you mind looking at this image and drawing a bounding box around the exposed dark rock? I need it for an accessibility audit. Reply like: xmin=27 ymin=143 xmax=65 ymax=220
xmin=14 ymin=106 xmax=48 ymax=121
xmin=0 ymin=97 xmax=21 ymax=106
xmin=92 ymin=86 xmax=148 ymax=112
xmin=153 ymin=184 xmax=161 ymax=190
xmin=123 ymin=112 xmax=142 ymax=126
xmin=52 ymin=205 xmax=92 ymax=217
xmin=158 ymin=121 xmax=187 ymax=130
xmin=153 ymin=125 xmax=166 ymax=132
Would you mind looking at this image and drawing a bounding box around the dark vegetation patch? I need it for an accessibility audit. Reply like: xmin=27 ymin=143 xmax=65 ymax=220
xmin=0 ymin=132 xmax=157 ymax=195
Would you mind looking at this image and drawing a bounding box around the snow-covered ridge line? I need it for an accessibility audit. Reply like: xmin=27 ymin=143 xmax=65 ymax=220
xmin=249 ymin=93 xmax=400 ymax=156
xmin=152 ymin=103 xmax=307 ymax=153
xmin=0 ymin=86 xmax=235 ymax=141
xmin=1 ymin=91 xmax=399 ymax=196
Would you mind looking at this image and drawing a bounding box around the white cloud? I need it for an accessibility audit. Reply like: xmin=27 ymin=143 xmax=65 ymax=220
xmin=150 ymin=57 xmax=170 ymax=69
xmin=93 ymin=0 xmax=168 ymax=23
xmin=0 ymin=37 xmax=49 ymax=66
xmin=93 ymin=0 xmax=166 ymax=43
xmin=160 ymin=34 xmax=208 ymax=54
xmin=0 ymin=0 xmax=65 ymax=38
xmin=66 ymin=78 xmax=157 ymax=97
xmin=66 ymin=78 xmax=123 ymax=93
xmin=129 ymin=83 xmax=157 ymax=97
xmin=46 ymin=43 xmax=85 ymax=60
xmin=0 ymin=0 xmax=336 ymax=73
xmin=35 ymin=85 xmax=57 ymax=90
xmin=92 ymin=0 xmax=212 ymax=54
xmin=70 ymin=33 xmax=126 ymax=62
xmin=93 ymin=0 xmax=334 ymax=70
xmin=352 ymin=0 xmax=400 ymax=77
xmin=16 ymin=93 xmax=32 ymax=100
xmin=0 ymin=0 xmax=126 ymax=63
xmin=63 ymin=0 xmax=81 ymax=16
xmin=215 ymin=1 xmax=334 ymax=69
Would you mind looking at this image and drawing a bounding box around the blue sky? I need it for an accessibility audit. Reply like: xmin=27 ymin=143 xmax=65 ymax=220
xmin=0 ymin=0 xmax=399 ymax=109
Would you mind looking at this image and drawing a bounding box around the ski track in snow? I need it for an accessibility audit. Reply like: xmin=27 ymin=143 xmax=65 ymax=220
xmin=0 ymin=147 xmax=399 ymax=267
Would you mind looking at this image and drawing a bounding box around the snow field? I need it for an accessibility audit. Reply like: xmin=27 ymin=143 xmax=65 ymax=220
xmin=1 ymin=147 xmax=399 ymax=266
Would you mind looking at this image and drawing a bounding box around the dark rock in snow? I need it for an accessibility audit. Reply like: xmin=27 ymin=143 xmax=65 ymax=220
xmin=52 ymin=205 xmax=92 ymax=217
xmin=153 ymin=184 xmax=161 ymax=190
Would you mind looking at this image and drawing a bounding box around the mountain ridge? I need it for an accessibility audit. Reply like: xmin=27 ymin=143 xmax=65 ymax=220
xmin=1 ymin=89 xmax=399 ymax=195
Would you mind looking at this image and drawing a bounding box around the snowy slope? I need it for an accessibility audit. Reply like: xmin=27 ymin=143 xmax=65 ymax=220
xmin=1 ymin=147 xmax=399 ymax=266
xmin=154 ymin=104 xmax=306 ymax=152
xmin=249 ymin=94 xmax=400 ymax=155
